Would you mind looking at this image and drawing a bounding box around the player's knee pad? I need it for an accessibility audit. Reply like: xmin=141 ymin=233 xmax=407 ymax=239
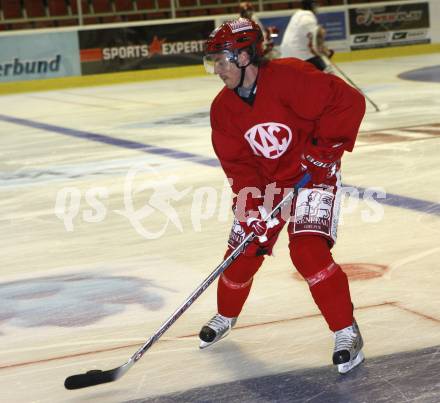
xmin=303 ymin=262 xmax=342 ymax=287
xmin=222 ymin=253 xmax=264 ymax=284
xmin=220 ymin=272 xmax=253 ymax=291
xmin=289 ymin=235 xmax=335 ymax=281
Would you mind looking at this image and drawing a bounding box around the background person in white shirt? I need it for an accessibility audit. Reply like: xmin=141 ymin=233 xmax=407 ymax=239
xmin=280 ymin=0 xmax=334 ymax=71
xmin=239 ymin=1 xmax=280 ymax=60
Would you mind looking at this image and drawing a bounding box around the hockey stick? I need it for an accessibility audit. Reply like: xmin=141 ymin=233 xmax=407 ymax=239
xmin=64 ymin=173 xmax=311 ymax=390
xmin=321 ymin=54 xmax=380 ymax=112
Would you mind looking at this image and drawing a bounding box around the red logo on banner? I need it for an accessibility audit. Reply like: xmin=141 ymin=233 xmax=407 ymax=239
xmin=80 ymin=48 xmax=103 ymax=62
xmin=149 ymin=36 xmax=165 ymax=56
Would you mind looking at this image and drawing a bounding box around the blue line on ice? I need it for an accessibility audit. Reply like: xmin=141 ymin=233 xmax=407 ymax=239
xmin=1 ymin=113 xmax=439 ymax=216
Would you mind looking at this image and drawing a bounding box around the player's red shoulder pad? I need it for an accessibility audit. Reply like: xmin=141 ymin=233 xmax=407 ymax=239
xmin=263 ymin=58 xmax=320 ymax=86
xmin=267 ymin=57 xmax=318 ymax=74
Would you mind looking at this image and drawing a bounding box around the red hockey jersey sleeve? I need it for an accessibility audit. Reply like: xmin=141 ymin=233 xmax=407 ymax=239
xmin=279 ymin=60 xmax=365 ymax=151
xmin=211 ymin=94 xmax=264 ymax=195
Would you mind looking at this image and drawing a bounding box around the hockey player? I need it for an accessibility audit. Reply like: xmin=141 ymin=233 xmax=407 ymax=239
xmin=239 ymin=1 xmax=254 ymax=19
xmin=200 ymin=18 xmax=366 ymax=374
xmin=239 ymin=2 xmax=279 ymax=59
xmin=280 ymin=0 xmax=334 ymax=71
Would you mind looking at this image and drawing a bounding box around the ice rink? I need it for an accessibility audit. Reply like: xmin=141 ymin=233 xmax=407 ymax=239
xmin=1 ymin=53 xmax=439 ymax=402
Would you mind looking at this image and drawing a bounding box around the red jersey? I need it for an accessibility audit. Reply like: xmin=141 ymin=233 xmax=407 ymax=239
xmin=211 ymin=58 xmax=366 ymax=194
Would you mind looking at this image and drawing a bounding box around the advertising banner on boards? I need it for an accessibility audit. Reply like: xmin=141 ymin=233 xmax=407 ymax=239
xmin=349 ymin=2 xmax=430 ymax=50
xmin=262 ymin=10 xmax=349 ymax=55
xmin=0 ymin=32 xmax=80 ymax=82
xmin=79 ymin=21 xmax=215 ymax=75
xmin=318 ymin=11 xmax=348 ymax=52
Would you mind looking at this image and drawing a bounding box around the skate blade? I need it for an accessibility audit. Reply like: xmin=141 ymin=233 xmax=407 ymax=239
xmin=199 ymin=340 xmax=214 ymax=349
xmin=337 ymin=350 xmax=365 ymax=374
xmin=199 ymin=329 xmax=231 ymax=350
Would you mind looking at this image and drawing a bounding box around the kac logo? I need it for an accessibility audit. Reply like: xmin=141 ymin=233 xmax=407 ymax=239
xmin=244 ymin=122 xmax=293 ymax=159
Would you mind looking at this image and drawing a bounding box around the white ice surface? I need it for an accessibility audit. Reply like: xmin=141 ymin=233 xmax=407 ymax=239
xmin=0 ymin=53 xmax=439 ymax=402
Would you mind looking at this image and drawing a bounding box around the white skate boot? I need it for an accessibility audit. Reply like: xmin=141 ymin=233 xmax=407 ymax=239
xmin=199 ymin=314 xmax=237 ymax=349
xmin=332 ymin=319 xmax=364 ymax=374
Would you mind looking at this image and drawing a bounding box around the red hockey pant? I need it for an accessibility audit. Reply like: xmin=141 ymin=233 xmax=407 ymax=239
xmin=217 ymin=235 xmax=353 ymax=331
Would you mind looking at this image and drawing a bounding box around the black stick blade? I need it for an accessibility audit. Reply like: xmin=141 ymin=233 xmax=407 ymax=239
xmin=64 ymin=369 xmax=117 ymax=390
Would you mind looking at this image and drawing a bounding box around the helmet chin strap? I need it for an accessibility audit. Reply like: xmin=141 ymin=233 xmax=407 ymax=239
xmin=237 ymin=66 xmax=247 ymax=88
xmin=235 ymin=60 xmax=252 ymax=89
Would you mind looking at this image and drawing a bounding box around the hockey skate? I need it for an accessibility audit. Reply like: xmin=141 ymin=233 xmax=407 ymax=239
xmin=199 ymin=314 xmax=237 ymax=349
xmin=332 ymin=319 xmax=364 ymax=374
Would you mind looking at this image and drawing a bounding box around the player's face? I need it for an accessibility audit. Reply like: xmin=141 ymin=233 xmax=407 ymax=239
xmin=203 ymin=52 xmax=241 ymax=89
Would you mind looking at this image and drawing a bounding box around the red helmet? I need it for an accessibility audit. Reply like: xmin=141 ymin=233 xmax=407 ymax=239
xmin=205 ymin=18 xmax=264 ymax=62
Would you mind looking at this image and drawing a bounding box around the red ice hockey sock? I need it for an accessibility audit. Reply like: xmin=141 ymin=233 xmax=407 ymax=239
xmin=217 ymin=254 xmax=264 ymax=318
xmin=308 ymin=266 xmax=353 ymax=331
xmin=290 ymin=235 xmax=353 ymax=331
